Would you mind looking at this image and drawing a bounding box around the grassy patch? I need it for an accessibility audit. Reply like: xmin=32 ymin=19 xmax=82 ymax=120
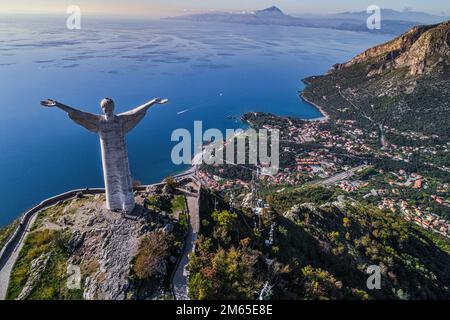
xmin=146 ymin=195 xmax=172 ymax=212
xmin=173 ymin=211 xmax=189 ymax=250
xmin=31 ymin=201 xmax=71 ymax=231
xmin=171 ymin=195 xmax=186 ymax=213
xmin=171 ymin=195 xmax=188 ymax=249
xmin=7 ymin=229 xmax=83 ymax=300
xmin=0 ymin=218 xmax=20 ymax=250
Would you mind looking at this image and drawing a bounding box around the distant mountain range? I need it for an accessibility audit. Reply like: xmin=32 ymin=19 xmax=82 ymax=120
xmin=170 ymin=6 xmax=306 ymax=26
xmin=170 ymin=6 xmax=450 ymax=35
xmin=311 ymin=9 xmax=448 ymax=24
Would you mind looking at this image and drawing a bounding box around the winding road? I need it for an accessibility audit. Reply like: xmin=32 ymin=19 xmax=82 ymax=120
xmin=172 ymin=179 xmax=201 ymax=300
xmin=0 ymin=212 xmax=39 ymax=299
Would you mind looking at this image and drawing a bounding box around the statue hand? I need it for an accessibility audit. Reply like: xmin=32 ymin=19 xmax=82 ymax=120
xmin=40 ymin=99 xmax=57 ymax=107
xmin=155 ymin=98 xmax=169 ymax=104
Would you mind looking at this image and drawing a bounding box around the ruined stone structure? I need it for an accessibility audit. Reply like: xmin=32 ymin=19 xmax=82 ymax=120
xmin=41 ymin=97 xmax=168 ymax=213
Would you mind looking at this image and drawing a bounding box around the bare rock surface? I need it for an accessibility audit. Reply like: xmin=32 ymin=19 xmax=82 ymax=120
xmin=25 ymin=193 xmax=173 ymax=300
xmin=330 ymin=21 xmax=450 ymax=76
xmin=80 ymin=208 xmax=145 ymax=300
xmin=16 ymin=253 xmax=51 ymax=300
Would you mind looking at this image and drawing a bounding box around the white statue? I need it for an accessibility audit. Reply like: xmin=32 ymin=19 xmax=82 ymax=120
xmin=41 ymin=97 xmax=168 ymax=213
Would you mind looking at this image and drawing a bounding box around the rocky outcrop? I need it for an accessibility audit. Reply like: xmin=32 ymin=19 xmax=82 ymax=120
xmin=9 ymin=192 xmax=179 ymax=300
xmin=67 ymin=231 xmax=85 ymax=254
xmin=329 ymin=21 xmax=450 ymax=76
xmin=81 ymin=215 xmax=144 ymax=300
xmin=16 ymin=253 xmax=51 ymax=300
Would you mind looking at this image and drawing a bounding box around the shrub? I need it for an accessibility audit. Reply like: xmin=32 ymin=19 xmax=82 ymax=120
xmin=133 ymin=231 xmax=174 ymax=280
xmin=212 ymin=210 xmax=238 ymax=231
xmin=301 ymin=266 xmax=344 ymax=300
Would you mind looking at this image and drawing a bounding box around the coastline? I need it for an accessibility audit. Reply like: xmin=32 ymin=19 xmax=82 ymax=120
xmin=191 ymin=129 xmax=247 ymax=167
xmin=0 ymin=84 xmax=329 ymax=228
xmin=298 ymin=91 xmax=330 ymax=122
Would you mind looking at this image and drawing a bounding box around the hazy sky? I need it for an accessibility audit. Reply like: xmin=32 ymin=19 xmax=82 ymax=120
xmin=1 ymin=0 xmax=449 ymax=17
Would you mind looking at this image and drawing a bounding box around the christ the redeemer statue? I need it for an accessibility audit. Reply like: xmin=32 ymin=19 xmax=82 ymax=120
xmin=41 ymin=97 xmax=168 ymax=213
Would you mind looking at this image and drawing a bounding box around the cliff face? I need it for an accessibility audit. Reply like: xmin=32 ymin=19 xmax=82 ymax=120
xmin=303 ymin=21 xmax=450 ymax=139
xmin=5 ymin=191 xmax=185 ymax=300
xmin=330 ymin=21 xmax=450 ymax=76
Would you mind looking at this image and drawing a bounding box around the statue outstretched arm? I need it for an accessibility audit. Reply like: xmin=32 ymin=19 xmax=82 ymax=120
xmin=119 ymin=98 xmax=168 ymax=133
xmin=41 ymin=99 xmax=101 ymax=133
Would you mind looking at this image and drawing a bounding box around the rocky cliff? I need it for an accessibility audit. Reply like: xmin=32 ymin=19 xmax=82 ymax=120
xmin=303 ymin=21 xmax=450 ymax=139
xmin=5 ymin=190 xmax=187 ymax=300
xmin=330 ymin=21 xmax=450 ymax=76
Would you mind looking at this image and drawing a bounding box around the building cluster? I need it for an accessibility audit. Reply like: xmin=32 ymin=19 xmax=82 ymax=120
xmin=369 ymin=170 xmax=449 ymax=238
xmin=388 ymin=170 xmax=425 ymax=189
xmin=339 ymin=180 xmax=369 ymax=192
xmin=398 ymin=200 xmax=449 ymax=238
xmin=199 ymin=115 xmax=449 ymax=238
xmin=196 ymin=168 xmax=249 ymax=192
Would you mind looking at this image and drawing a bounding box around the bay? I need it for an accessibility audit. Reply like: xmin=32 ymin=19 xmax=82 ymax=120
xmin=0 ymin=15 xmax=390 ymax=226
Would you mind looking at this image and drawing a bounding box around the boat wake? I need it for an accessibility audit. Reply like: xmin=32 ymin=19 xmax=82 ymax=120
xmin=177 ymin=108 xmax=190 ymax=115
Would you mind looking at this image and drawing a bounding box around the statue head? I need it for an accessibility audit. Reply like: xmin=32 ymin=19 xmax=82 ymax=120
xmin=100 ymin=98 xmax=115 ymax=117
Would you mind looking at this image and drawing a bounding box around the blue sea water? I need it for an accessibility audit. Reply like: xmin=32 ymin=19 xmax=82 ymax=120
xmin=0 ymin=15 xmax=391 ymax=226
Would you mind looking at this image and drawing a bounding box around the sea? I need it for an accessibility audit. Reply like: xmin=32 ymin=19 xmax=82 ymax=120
xmin=0 ymin=15 xmax=391 ymax=226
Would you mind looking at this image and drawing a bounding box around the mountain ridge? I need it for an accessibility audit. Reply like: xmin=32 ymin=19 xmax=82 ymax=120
xmin=330 ymin=21 xmax=450 ymax=76
xmin=170 ymin=6 xmax=449 ymax=35
xmin=302 ymin=20 xmax=450 ymax=140
xmin=255 ymin=6 xmax=285 ymax=16
xmin=323 ymin=8 xmax=449 ymax=24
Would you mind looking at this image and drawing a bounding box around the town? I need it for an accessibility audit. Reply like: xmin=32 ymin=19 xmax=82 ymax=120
xmin=196 ymin=112 xmax=450 ymax=238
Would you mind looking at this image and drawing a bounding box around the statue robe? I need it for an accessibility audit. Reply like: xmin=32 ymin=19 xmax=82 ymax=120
xmin=67 ymin=107 xmax=147 ymax=213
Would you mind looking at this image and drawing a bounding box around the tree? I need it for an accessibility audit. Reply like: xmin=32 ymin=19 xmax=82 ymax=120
xmin=212 ymin=210 xmax=238 ymax=232
xmin=301 ymin=266 xmax=344 ymax=300
xmin=163 ymin=176 xmax=179 ymax=194
xmin=188 ymin=272 xmax=214 ymax=300
xmin=133 ymin=230 xmax=174 ymax=280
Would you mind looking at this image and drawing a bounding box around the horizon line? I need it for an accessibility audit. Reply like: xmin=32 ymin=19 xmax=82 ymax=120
xmin=1 ymin=6 xmax=448 ymax=19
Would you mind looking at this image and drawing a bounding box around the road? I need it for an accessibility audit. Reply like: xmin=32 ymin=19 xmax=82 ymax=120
xmin=0 ymin=212 xmax=39 ymax=299
xmin=316 ymin=165 xmax=367 ymax=186
xmin=173 ymin=166 xmax=196 ymax=181
xmin=172 ymin=180 xmax=200 ymax=300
